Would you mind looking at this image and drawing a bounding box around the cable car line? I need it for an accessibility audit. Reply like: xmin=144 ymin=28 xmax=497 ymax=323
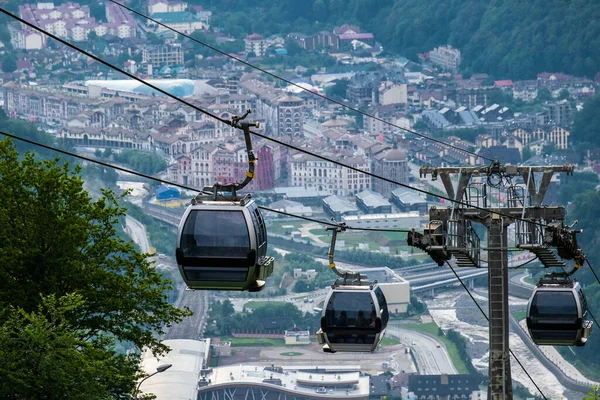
xmin=0 ymin=8 xmax=556 ymax=230
xmin=446 ymin=261 xmax=549 ymax=400
xmin=0 ymin=9 xmax=588 ymax=388
xmin=0 ymin=129 xmax=410 ymax=235
xmin=1 ymin=129 xmax=585 ymax=266
xmin=0 ymin=129 xmax=592 ymax=272
xmin=586 ymin=258 xmax=600 ymax=286
xmin=557 ymin=264 xmax=599 ymax=330
xmin=107 ymin=0 xmax=493 ymax=163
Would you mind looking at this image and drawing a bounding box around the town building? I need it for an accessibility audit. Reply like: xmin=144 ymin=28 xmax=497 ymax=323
xmin=284 ymin=330 xmax=311 ymax=345
xmin=17 ymin=2 xmax=136 ymax=48
xmin=147 ymin=11 xmax=209 ymax=34
xmin=543 ymin=100 xmax=573 ymax=125
xmin=148 ymin=0 xmax=188 ymax=14
xmin=244 ymin=33 xmax=267 ymax=57
xmin=341 ymin=212 xmax=421 ymax=230
xmin=277 ymin=93 xmax=304 ymax=137
xmin=16 ymin=29 xmax=44 ymax=50
xmin=354 ymin=190 xmax=392 ymax=214
xmin=372 ymin=147 xmax=410 ymax=198
xmin=142 ymin=44 xmax=184 ymax=66
xmin=408 ymin=374 xmax=480 ymax=399
xmin=322 ymin=195 xmax=359 ymax=220
xmin=429 ymin=45 xmax=461 ymax=72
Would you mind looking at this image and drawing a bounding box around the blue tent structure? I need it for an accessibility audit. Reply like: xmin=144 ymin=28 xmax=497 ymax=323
xmin=156 ymin=186 xmax=180 ymax=200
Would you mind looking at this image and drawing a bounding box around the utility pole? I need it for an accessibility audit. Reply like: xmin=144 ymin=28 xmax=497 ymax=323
xmin=409 ymin=162 xmax=574 ymax=400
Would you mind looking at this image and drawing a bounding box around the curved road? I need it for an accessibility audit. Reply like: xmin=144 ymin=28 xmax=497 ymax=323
xmin=125 ymin=215 xmax=151 ymax=254
xmin=386 ymin=325 xmax=457 ymax=375
xmin=125 ymin=214 xmax=208 ymax=340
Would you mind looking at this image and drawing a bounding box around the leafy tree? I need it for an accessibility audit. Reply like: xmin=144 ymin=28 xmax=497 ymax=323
xmin=537 ymin=87 xmax=553 ymax=103
xmin=1 ymin=54 xmax=17 ymax=73
xmin=89 ymin=2 xmax=106 ymax=22
xmin=558 ymin=89 xmax=570 ymax=100
xmin=113 ymin=149 xmax=167 ymax=175
xmin=221 ymin=299 xmax=235 ymax=318
xmin=284 ymin=38 xmax=303 ymax=57
xmin=324 ymin=79 xmax=350 ymax=99
xmin=572 ymin=95 xmax=600 ymax=148
xmin=0 ymin=138 xmax=191 ymax=356
xmin=583 ymin=385 xmax=600 ymax=399
xmin=87 ymin=30 xmax=98 ymax=42
xmin=558 ymin=172 xmax=599 ymax=205
xmin=0 ymin=293 xmax=139 ymax=399
xmin=541 ymin=141 xmax=556 ymax=156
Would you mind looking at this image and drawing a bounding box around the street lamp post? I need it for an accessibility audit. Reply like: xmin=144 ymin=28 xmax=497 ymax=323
xmin=133 ymin=363 xmax=172 ymax=399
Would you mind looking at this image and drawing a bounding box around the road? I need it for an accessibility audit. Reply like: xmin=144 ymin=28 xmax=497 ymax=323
xmin=386 ymin=325 xmax=457 ymax=375
xmin=125 ymin=215 xmax=151 ymax=253
xmin=125 ymin=214 xmax=209 ymax=340
xmin=164 ymin=287 xmax=208 ymax=340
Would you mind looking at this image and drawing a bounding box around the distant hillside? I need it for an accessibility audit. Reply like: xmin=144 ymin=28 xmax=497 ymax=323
xmin=199 ymin=0 xmax=600 ymax=79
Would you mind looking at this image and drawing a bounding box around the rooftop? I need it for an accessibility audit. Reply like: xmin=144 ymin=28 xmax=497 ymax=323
xmin=323 ymin=195 xmax=358 ymax=214
xmin=355 ymin=190 xmax=391 ymax=209
xmin=203 ymin=364 xmax=370 ymax=399
xmin=138 ymin=339 xmax=210 ymax=400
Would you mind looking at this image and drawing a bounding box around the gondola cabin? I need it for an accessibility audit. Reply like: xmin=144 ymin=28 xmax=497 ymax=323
xmin=526 ymin=279 xmax=593 ymax=346
xmin=176 ymin=199 xmax=274 ymax=291
xmin=317 ymin=283 xmax=389 ymax=352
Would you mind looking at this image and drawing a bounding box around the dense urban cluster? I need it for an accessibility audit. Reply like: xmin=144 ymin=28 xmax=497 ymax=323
xmin=1 ymin=1 xmax=600 ymax=399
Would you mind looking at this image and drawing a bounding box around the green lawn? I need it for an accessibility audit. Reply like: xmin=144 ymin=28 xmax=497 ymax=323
xmin=244 ymin=301 xmax=287 ymax=310
xmin=223 ymin=337 xmax=287 ymax=347
xmin=280 ymin=351 xmax=304 ymax=356
xmin=380 ymin=337 xmax=400 ymax=346
xmin=513 ymin=311 xmax=527 ymax=321
xmin=394 ymin=323 xmax=470 ymax=374
xmin=267 ymin=221 xmax=305 ymax=236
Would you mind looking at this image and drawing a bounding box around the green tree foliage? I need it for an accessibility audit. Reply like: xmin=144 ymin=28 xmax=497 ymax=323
xmin=560 ymin=189 xmax=600 ymax=376
xmin=209 ymin=299 xmax=309 ymax=335
xmin=0 ymin=293 xmax=139 ymax=399
xmin=0 ymin=138 xmax=191 ymax=357
xmin=558 ymin=172 xmax=599 ymax=205
xmin=324 ymin=79 xmax=350 ymax=99
xmin=113 ymin=149 xmax=168 ymax=175
xmin=1 ymin=54 xmax=17 ymax=73
xmin=583 ymin=385 xmax=600 ymax=399
xmin=572 ymin=95 xmax=600 ymax=148
xmin=82 ymin=164 xmax=119 ymax=190
xmin=407 ymin=294 xmax=427 ymax=315
xmin=123 ymin=201 xmax=178 ymax=257
xmin=200 ymin=0 xmax=600 ymax=79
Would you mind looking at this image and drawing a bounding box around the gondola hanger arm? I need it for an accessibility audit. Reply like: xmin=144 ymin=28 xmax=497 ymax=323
xmin=326 ymin=221 xmax=367 ymax=283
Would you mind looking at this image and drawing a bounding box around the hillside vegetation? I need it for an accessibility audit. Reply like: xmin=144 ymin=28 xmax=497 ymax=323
xmin=200 ymin=0 xmax=600 ymax=79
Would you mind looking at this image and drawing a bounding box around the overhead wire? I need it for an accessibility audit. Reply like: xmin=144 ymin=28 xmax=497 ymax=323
xmin=446 ymin=261 xmax=548 ymax=400
xmin=556 ymin=263 xmax=600 ymax=331
xmin=0 ymin=7 xmax=555 ymax=231
xmin=107 ymin=0 xmax=493 ymax=163
xmin=0 ymin=11 xmax=576 ymax=392
xmin=0 ymin=129 xmax=409 ymax=235
xmin=585 ymin=258 xmax=600 ymax=286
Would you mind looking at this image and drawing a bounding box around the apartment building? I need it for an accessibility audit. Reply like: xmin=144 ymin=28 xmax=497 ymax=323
xmin=142 ymin=44 xmax=184 ymax=66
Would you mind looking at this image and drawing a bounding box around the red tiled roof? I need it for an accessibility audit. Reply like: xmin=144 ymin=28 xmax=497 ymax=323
xmin=494 ymin=80 xmax=513 ymax=87
xmin=338 ymin=33 xmax=373 ymax=40
xmin=245 ymin=33 xmax=263 ymax=40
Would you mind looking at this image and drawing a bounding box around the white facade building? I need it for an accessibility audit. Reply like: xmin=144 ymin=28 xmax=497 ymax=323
xmin=429 ymin=45 xmax=461 ymax=72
